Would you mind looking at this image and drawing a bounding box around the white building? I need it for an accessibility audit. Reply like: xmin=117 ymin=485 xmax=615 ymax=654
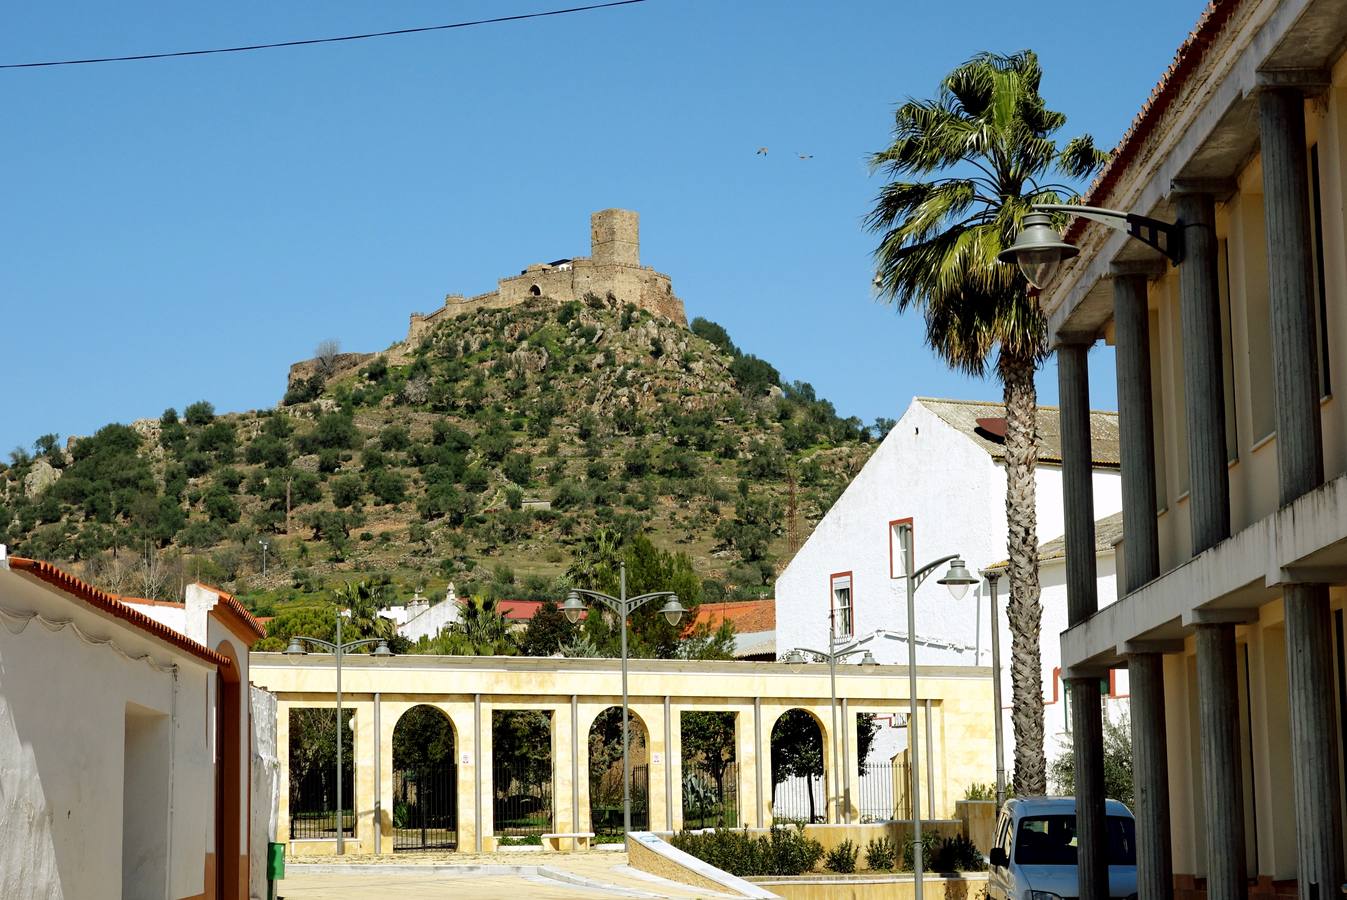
xmin=0 ymin=547 xmax=267 ymax=900
xmin=379 ymin=585 xmax=461 ymax=643
xmin=775 ymin=396 xmax=1125 ymax=777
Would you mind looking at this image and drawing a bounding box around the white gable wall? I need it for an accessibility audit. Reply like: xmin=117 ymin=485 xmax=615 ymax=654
xmin=776 ymin=397 xmax=1125 ymax=782
xmin=777 ymin=399 xmax=1006 ymax=665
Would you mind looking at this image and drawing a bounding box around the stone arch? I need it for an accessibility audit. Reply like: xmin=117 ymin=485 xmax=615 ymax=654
xmin=392 ymin=704 xmax=458 ymax=850
xmin=529 ymin=283 xmax=542 ymax=296
xmin=769 ymin=707 xmax=828 ymax=824
xmin=587 ymin=706 xmax=650 ymax=835
xmin=679 ymin=709 xmax=739 ymax=829
xmin=492 ymin=709 xmax=554 ymax=838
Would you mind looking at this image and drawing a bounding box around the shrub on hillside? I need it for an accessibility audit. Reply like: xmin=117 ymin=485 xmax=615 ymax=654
xmin=184 ymin=400 xmax=215 ymax=426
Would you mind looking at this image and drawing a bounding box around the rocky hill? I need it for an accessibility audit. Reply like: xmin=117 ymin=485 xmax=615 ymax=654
xmin=0 ymin=294 xmax=876 ymax=612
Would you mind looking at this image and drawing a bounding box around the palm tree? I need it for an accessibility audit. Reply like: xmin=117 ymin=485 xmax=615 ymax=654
xmin=333 ymin=580 xmax=396 ymax=646
xmin=865 ymin=50 xmax=1106 ymax=795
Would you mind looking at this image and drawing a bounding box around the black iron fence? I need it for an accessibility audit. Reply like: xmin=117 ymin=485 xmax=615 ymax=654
xmin=393 ymin=765 xmax=458 ymax=851
xmin=857 ymin=760 xmax=909 ymax=822
xmin=493 ymin=763 xmax=553 ymax=836
xmin=289 ymin=766 xmax=355 ymax=840
xmin=590 ymin=763 xmax=649 ymax=837
xmin=682 ymin=762 xmax=738 ymax=829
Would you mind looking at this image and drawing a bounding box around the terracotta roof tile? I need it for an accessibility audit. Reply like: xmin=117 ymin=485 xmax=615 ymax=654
xmin=918 ymin=397 xmax=1120 ymax=467
xmin=692 ymin=600 xmax=775 ymax=635
xmin=1065 ymin=1 xmax=1240 ymax=244
xmin=193 ymin=582 xmax=267 ymax=641
xmin=7 ymin=557 xmax=231 ymax=668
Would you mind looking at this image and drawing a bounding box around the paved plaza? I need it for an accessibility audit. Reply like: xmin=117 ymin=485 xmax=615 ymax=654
xmin=276 ymin=853 xmax=740 ymax=899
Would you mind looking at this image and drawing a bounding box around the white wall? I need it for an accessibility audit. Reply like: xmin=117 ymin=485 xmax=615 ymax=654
xmin=777 ymin=397 xmax=1126 ymax=782
xmin=0 ymin=571 xmax=213 ymax=900
xmin=777 ymin=399 xmax=1007 ymax=666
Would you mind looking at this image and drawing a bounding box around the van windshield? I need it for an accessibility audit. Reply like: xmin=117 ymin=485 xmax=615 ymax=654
xmin=1013 ymin=815 xmax=1136 ymax=866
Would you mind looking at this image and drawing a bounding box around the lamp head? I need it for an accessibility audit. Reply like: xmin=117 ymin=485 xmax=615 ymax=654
xmin=938 ymin=558 xmax=978 ymax=601
xmin=783 ymin=649 xmax=805 ymax=664
xmin=998 ymin=212 xmax=1079 ymax=289
xmin=561 ymin=591 xmax=586 ymax=625
xmin=371 ymin=640 xmax=393 ymax=660
xmin=284 ymin=638 xmax=307 ymax=656
xmin=661 ymin=595 xmax=686 ymax=627
xmin=859 ymin=650 xmax=878 ymax=667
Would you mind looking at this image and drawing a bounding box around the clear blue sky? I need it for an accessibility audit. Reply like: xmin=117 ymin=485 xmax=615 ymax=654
xmin=1 ymin=0 xmax=1205 ymax=454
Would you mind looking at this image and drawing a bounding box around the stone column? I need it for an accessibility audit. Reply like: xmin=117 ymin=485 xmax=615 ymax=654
xmin=1068 ymin=675 xmax=1108 ymax=900
xmin=1113 ymin=265 xmax=1173 ymax=899
xmin=1282 ymin=583 xmax=1343 ymax=899
xmin=1057 ymin=340 xmax=1107 ymax=900
xmin=1195 ymin=623 xmax=1246 ymax=900
xmin=1260 ymin=85 xmax=1324 ymax=501
xmin=1126 ymin=651 xmax=1174 ymax=900
xmin=1175 ymin=191 xmax=1231 ymax=554
xmin=1111 ymin=266 xmax=1162 ymax=594
xmin=1259 ymin=79 xmax=1344 ymax=900
xmin=1058 ymin=341 xmax=1099 ymax=619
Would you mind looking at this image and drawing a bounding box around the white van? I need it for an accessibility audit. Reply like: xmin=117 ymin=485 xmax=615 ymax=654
xmin=986 ymin=797 xmax=1139 ymax=900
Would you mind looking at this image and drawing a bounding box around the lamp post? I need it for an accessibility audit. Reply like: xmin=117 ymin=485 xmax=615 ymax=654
xmin=898 ymin=548 xmax=978 ymax=900
xmin=258 ymin=538 xmax=270 ymax=578
xmin=782 ymin=623 xmax=878 ymax=824
xmin=562 ymin=562 xmax=685 ymax=835
xmin=285 ymin=611 xmax=393 ymax=854
xmin=998 ymin=203 xmax=1184 ymax=288
xmin=980 ymin=569 xmax=1007 ymax=810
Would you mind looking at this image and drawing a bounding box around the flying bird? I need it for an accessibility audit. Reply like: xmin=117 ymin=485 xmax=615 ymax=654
xmin=797 ymin=153 xmax=813 ymax=160
xmin=756 ymin=147 xmax=769 ymax=156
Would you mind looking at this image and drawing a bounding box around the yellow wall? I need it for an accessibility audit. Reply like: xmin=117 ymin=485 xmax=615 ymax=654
xmin=253 ymin=655 xmax=995 ymax=855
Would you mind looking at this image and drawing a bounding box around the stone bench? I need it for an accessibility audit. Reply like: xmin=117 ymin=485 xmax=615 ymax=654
xmin=541 ymin=831 xmax=595 ymax=852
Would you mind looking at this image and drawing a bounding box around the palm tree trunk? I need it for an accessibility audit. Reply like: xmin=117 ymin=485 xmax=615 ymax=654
xmin=1000 ymin=347 xmax=1046 ymax=796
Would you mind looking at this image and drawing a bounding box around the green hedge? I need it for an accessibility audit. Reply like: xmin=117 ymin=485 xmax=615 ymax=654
xmin=669 ymin=826 xmax=823 ymax=877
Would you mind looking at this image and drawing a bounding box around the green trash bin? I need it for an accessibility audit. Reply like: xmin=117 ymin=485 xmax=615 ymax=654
xmin=267 ymin=842 xmax=285 ymax=900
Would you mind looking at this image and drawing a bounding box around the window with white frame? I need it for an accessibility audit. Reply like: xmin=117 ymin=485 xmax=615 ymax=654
xmin=831 ymin=573 xmax=853 ymax=639
xmin=889 ymin=519 xmax=913 ymax=579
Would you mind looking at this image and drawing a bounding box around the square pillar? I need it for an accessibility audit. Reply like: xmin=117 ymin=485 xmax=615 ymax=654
xmin=276 ymin=700 xmax=291 ymax=844
xmin=734 ymin=704 xmax=760 ymax=829
xmin=668 ymin=706 xmax=684 ymax=832
xmin=351 ymin=700 xmax=377 ymax=851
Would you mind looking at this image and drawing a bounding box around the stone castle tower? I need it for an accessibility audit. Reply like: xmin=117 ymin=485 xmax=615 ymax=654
xmin=407 ymin=209 xmax=686 ymax=342
xmin=591 ymin=208 xmax=640 ymax=266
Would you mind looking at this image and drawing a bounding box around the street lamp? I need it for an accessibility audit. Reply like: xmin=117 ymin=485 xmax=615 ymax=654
xmin=563 ymin=562 xmax=685 ymax=835
xmin=258 ymin=538 xmax=271 ymax=578
xmin=782 ymin=618 xmax=879 ymax=825
xmin=901 ymin=549 xmax=978 ymax=900
xmin=998 ymin=204 xmax=1185 ymax=289
xmin=979 ymin=569 xmax=1008 ymax=810
xmin=284 ymin=610 xmax=393 ymax=854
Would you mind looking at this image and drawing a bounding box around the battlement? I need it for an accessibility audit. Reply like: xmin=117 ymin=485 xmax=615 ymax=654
xmin=406 ymin=210 xmax=686 ymax=343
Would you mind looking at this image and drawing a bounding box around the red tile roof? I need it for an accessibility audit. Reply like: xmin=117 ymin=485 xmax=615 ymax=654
xmin=1066 ymin=1 xmax=1240 ymax=245
xmin=194 ymin=582 xmax=267 ymax=642
xmin=691 ymin=600 xmax=775 ymax=635
xmin=8 ymin=557 xmax=231 ymax=668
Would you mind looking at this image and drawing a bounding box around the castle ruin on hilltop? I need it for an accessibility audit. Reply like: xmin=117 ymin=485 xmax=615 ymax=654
xmin=407 ymin=209 xmax=687 ymax=343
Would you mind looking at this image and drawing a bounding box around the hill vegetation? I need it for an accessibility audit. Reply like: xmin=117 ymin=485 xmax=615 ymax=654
xmin=0 ymin=294 xmax=877 ymax=618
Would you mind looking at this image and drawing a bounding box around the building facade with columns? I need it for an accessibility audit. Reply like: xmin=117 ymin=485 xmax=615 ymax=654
xmin=248 ymin=654 xmax=992 ymax=855
xmin=1038 ymin=2 xmax=1347 ymax=899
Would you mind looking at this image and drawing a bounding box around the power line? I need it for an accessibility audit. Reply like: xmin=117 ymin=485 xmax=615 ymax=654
xmin=0 ymin=0 xmax=648 ymax=70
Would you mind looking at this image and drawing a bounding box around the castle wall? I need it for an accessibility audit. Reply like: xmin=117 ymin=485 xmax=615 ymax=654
xmin=403 ymin=209 xmax=686 ymax=345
